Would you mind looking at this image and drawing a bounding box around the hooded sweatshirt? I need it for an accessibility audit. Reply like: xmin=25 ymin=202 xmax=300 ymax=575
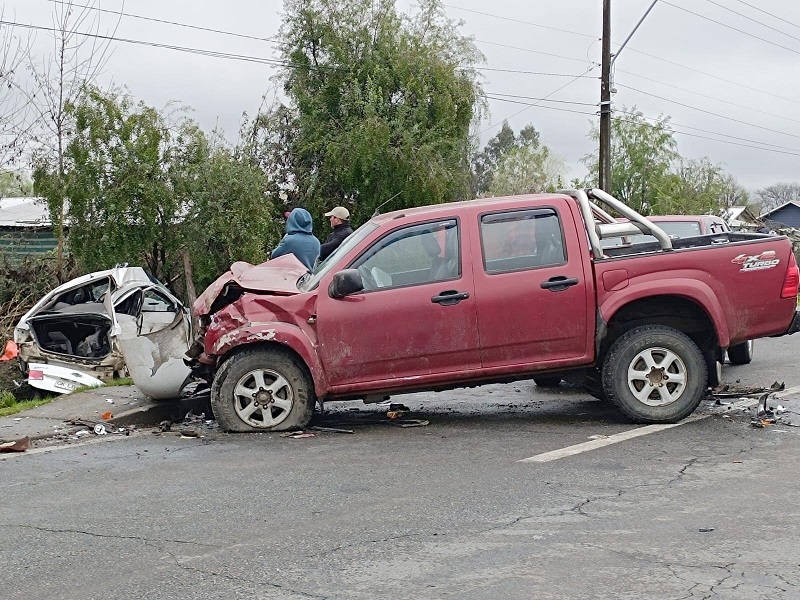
xmin=270 ymin=208 xmax=321 ymax=271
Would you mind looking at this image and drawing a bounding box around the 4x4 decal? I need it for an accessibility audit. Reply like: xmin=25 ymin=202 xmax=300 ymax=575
xmin=732 ymin=250 xmax=780 ymax=272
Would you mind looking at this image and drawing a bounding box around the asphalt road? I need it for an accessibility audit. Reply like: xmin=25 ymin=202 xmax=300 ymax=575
xmin=2 ymin=337 xmax=800 ymax=600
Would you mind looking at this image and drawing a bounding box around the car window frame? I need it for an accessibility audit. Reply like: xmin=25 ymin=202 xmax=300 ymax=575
xmin=347 ymin=217 xmax=462 ymax=293
xmin=479 ymin=207 xmax=567 ymax=275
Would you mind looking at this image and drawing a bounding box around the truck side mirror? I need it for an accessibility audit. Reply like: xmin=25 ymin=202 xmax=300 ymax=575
xmin=329 ymin=269 xmax=364 ymax=298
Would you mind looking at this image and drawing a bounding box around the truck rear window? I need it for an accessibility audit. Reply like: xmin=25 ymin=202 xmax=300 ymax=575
xmin=480 ymin=208 xmax=566 ymax=273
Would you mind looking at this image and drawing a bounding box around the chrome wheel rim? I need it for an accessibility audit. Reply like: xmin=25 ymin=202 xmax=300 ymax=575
xmin=627 ymin=346 xmax=687 ymax=407
xmin=232 ymin=368 xmax=294 ymax=428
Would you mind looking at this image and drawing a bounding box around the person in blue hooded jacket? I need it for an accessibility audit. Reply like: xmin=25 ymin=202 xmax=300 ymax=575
xmin=270 ymin=208 xmax=321 ymax=271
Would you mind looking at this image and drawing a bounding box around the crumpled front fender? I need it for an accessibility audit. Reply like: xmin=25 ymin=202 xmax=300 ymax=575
xmin=208 ymin=322 xmax=329 ymax=398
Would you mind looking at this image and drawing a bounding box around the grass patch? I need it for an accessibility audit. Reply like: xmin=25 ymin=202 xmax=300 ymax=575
xmin=0 ymin=391 xmax=54 ymax=417
xmin=71 ymin=377 xmax=134 ymax=394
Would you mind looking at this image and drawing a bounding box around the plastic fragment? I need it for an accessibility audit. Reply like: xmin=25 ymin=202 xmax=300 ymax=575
xmin=0 ymin=436 xmax=29 ymax=452
xmin=93 ymin=424 xmax=107 ymax=435
xmin=100 ymin=411 xmax=113 ymax=420
xmin=698 ymin=527 xmax=715 ymax=533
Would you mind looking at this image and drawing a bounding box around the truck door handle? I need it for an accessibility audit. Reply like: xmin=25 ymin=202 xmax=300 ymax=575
xmin=431 ymin=290 xmax=470 ymax=305
xmin=540 ymin=276 xmax=579 ymax=291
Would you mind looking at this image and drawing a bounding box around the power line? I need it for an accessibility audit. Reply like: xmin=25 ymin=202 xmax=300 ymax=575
xmin=472 ymin=66 xmax=596 ymax=77
xmin=620 ymin=46 xmax=800 ymax=106
xmin=730 ymin=0 xmax=800 ymax=32
xmin=479 ymin=65 xmax=598 ymax=135
xmin=475 ymin=39 xmax=594 ymax=65
xmin=2 ymin=19 xmax=291 ymax=68
xmin=443 ymin=2 xmax=800 ymax=106
xmin=443 ymin=4 xmax=597 ymax=39
xmin=486 ymin=92 xmax=597 ymax=107
xmin=614 ymin=113 xmax=800 ymax=157
xmin=660 ymin=1 xmax=800 ymax=56
xmin=701 ymin=0 xmax=800 ymax=44
xmin=616 ymin=68 xmax=800 ymax=126
xmin=42 ymin=0 xmax=284 ymax=46
xmin=614 ymin=108 xmax=800 ymax=153
xmin=484 ymin=95 xmax=596 ymax=116
xmin=616 ymin=83 xmax=800 ymax=141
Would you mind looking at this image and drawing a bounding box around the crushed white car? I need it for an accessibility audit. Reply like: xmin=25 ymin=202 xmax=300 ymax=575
xmin=14 ymin=265 xmax=191 ymax=399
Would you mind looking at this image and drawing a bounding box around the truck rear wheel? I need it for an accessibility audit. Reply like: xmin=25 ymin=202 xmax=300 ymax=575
xmin=602 ymin=325 xmax=707 ymax=423
xmin=211 ymin=348 xmax=315 ymax=432
xmin=727 ymin=340 xmax=754 ymax=365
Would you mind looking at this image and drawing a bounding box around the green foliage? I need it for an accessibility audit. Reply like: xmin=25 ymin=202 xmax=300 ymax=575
xmin=0 ymin=390 xmax=15 ymax=408
xmin=179 ymin=138 xmax=279 ymax=290
xmin=585 ymin=107 xmax=678 ymax=215
xmin=0 ymin=171 xmax=33 ymax=197
xmin=659 ymin=157 xmax=729 ymax=216
xmin=472 ymin=122 xmax=564 ymax=197
xmin=0 ymin=396 xmax=54 ymax=417
xmin=33 ymin=87 xmax=278 ymax=298
xmin=254 ymin=0 xmax=483 ymax=225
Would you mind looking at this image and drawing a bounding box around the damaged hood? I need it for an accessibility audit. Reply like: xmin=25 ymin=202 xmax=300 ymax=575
xmin=194 ymin=255 xmax=308 ymax=316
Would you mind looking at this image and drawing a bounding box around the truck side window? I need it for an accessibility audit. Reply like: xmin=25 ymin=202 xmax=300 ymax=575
xmin=481 ymin=209 xmax=566 ymax=273
xmin=351 ymin=219 xmax=460 ymax=290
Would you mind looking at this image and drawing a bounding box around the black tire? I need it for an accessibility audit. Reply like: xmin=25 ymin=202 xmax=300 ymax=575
xmin=211 ymin=348 xmax=315 ymax=432
xmin=534 ymin=376 xmax=562 ymax=388
xmin=727 ymin=340 xmax=754 ymax=365
xmin=601 ymin=324 xmax=707 ymax=423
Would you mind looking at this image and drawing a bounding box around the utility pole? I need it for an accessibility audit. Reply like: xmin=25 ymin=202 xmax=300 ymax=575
xmin=599 ymin=0 xmax=612 ymax=192
xmin=599 ymin=0 xmax=659 ymax=193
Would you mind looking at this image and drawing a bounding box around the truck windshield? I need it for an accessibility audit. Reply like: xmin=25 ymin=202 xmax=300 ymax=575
xmin=298 ymin=222 xmax=378 ymax=291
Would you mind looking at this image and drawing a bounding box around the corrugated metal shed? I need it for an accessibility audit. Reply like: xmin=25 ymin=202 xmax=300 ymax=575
xmin=0 ymin=197 xmax=59 ymax=260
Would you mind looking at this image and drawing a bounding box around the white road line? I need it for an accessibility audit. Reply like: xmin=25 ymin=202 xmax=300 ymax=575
xmin=518 ymin=389 xmax=800 ymax=464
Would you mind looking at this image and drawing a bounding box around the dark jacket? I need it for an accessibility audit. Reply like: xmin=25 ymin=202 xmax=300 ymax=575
xmin=319 ymin=222 xmax=354 ymax=261
xmin=271 ymin=208 xmax=321 ymax=271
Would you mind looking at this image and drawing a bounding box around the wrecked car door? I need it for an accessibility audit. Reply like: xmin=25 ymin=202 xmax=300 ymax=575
xmin=115 ymin=286 xmax=193 ymax=400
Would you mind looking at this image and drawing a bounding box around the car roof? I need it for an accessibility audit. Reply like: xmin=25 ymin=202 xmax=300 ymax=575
xmin=371 ymin=193 xmax=572 ymax=225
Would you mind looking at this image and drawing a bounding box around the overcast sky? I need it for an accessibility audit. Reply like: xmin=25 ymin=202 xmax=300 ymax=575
xmin=7 ymin=0 xmax=800 ymax=191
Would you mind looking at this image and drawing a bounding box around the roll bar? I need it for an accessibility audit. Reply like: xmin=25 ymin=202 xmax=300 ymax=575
xmin=558 ymin=188 xmax=673 ymax=258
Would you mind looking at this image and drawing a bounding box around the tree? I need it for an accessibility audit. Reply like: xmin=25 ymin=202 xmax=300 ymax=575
xmin=0 ymin=15 xmax=34 ymax=170
xmin=487 ymin=144 xmax=566 ymax=196
xmin=472 ymin=122 xmax=517 ymax=196
xmin=266 ymin=0 xmax=483 ymax=224
xmin=0 ymin=170 xmax=33 ymax=197
xmin=28 ymin=0 xmax=118 ymax=280
xmin=755 ymin=182 xmax=800 ymax=212
xmin=658 ymin=157 xmax=728 ymax=215
xmin=34 ymin=87 xmax=277 ymax=297
xmin=717 ymin=174 xmax=751 ymax=211
xmin=584 ymin=107 xmax=678 ymax=214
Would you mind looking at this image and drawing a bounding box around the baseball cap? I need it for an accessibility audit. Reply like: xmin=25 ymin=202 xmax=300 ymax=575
xmin=324 ymin=206 xmax=350 ymax=220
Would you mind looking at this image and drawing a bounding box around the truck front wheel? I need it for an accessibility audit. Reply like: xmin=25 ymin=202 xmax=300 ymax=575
xmin=211 ymin=348 xmax=315 ymax=432
xmin=602 ymin=325 xmax=707 ymax=423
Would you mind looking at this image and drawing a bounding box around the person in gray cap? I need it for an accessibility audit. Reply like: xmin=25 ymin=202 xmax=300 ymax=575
xmin=319 ymin=206 xmax=354 ymax=261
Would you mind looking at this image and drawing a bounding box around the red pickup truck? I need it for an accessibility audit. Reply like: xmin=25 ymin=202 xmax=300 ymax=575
xmin=186 ymin=189 xmax=800 ymax=431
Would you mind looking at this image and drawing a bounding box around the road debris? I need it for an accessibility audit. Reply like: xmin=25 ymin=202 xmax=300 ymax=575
xmin=698 ymin=527 xmax=715 ymax=533
xmin=280 ymin=431 xmax=316 ymax=439
xmin=0 ymin=436 xmax=29 ymax=452
xmin=309 ymin=425 xmax=355 ymax=434
xmin=93 ymin=424 xmax=107 ymax=435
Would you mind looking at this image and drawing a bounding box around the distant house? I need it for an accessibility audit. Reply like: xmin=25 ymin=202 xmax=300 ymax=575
xmin=721 ymin=206 xmax=760 ymax=230
xmin=0 ymin=197 xmax=61 ymax=261
xmin=759 ymin=201 xmax=800 ymax=229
